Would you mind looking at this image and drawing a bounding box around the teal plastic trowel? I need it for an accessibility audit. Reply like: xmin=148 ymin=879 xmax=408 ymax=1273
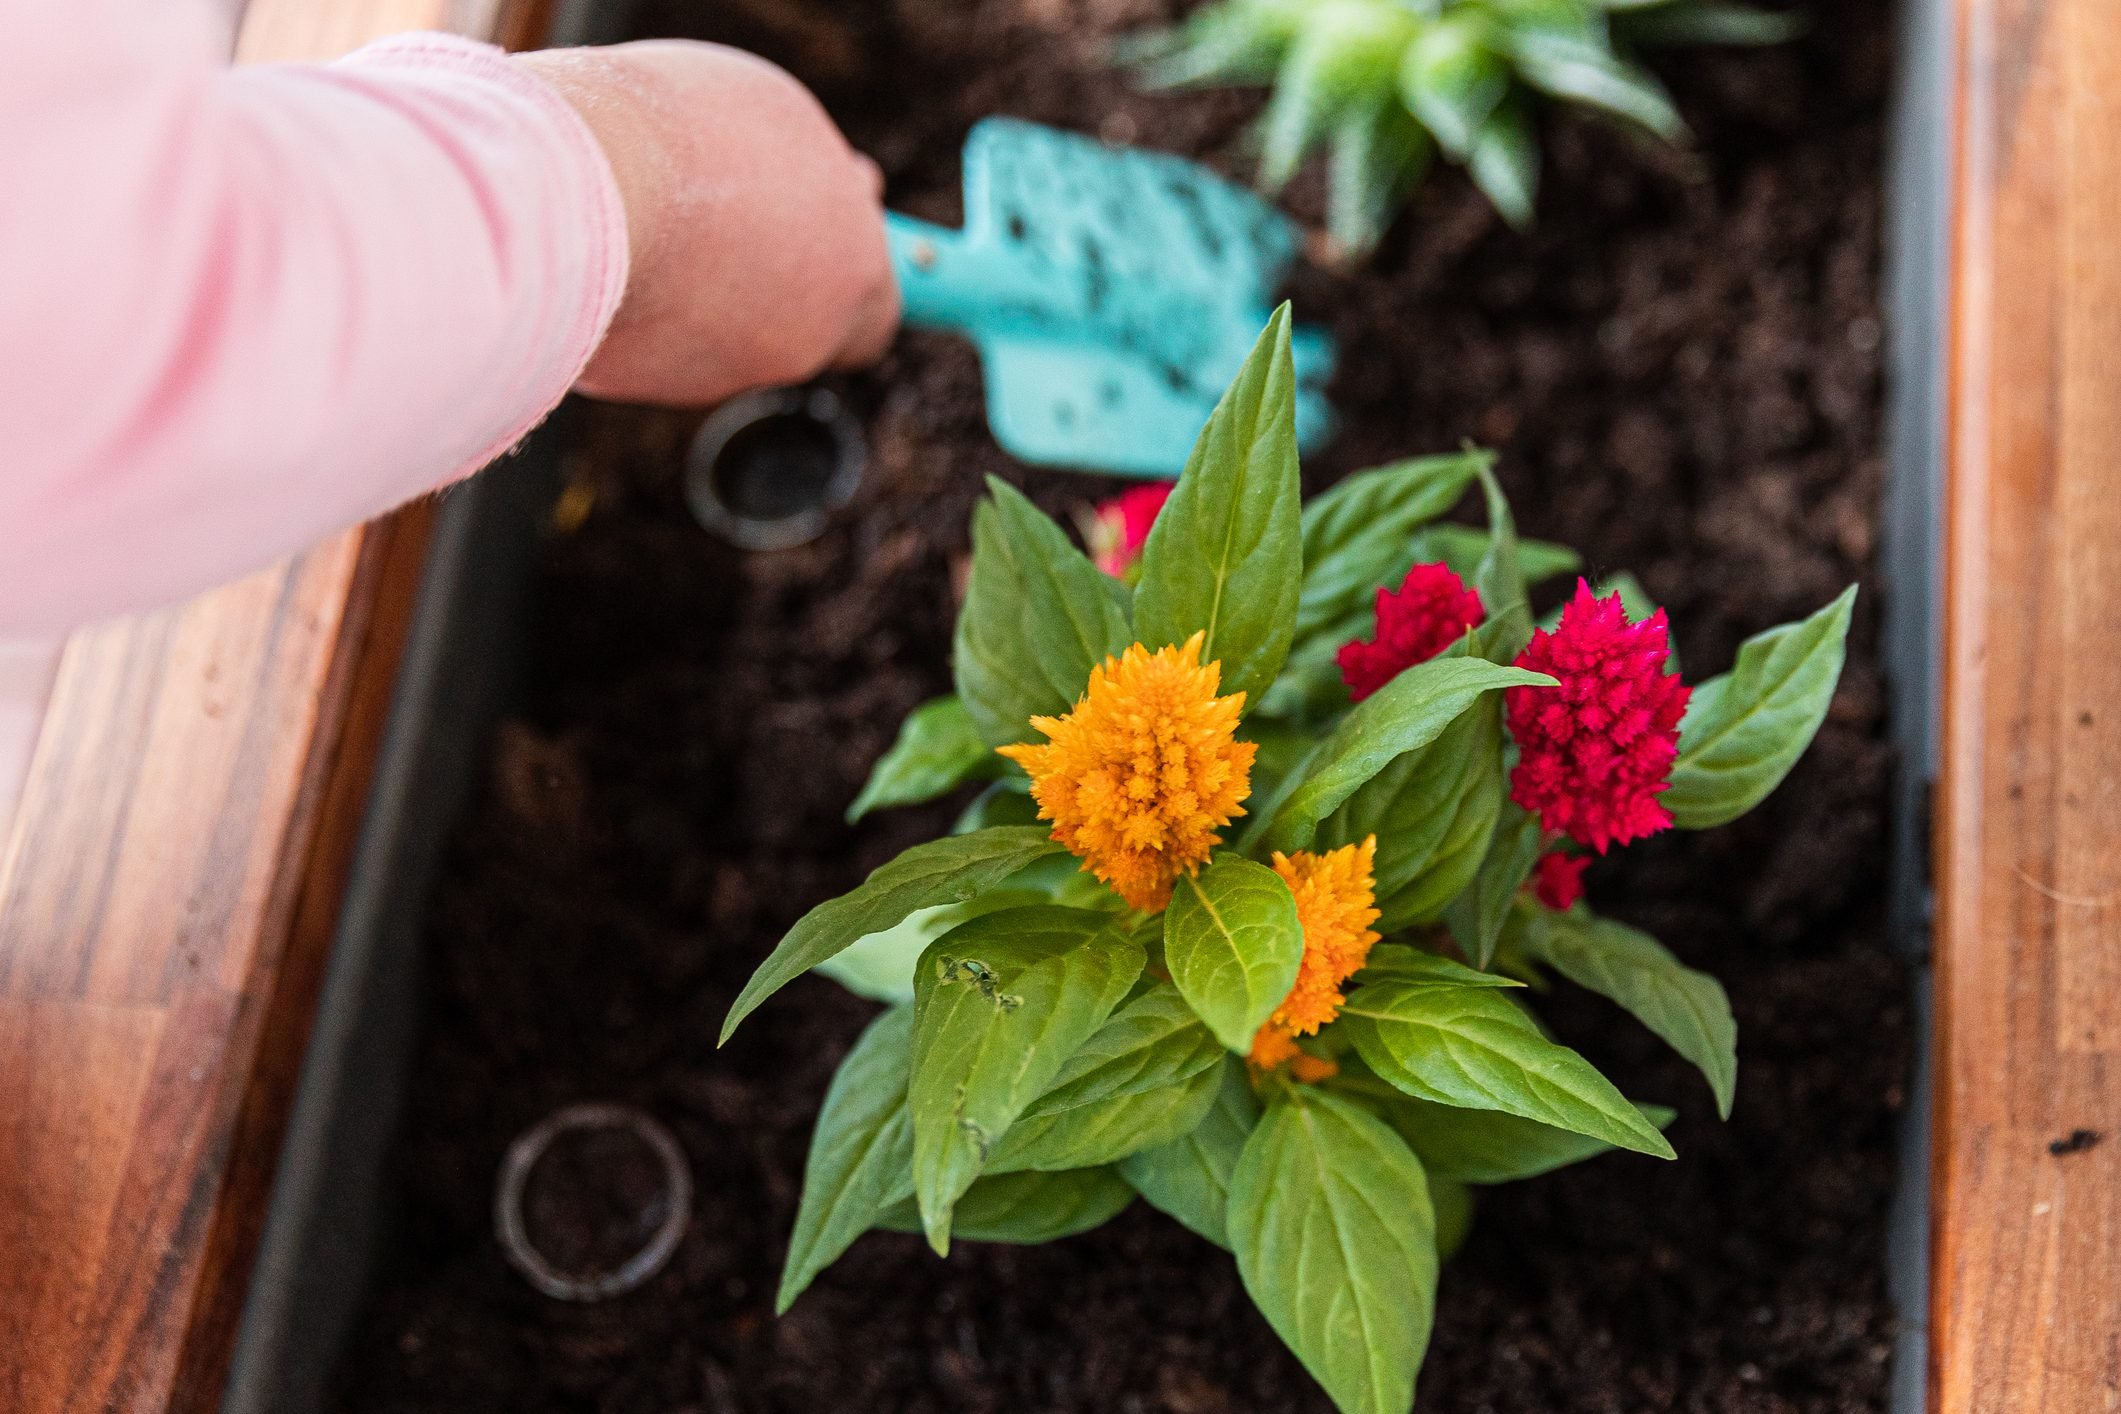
xmin=885 ymin=119 xmax=1335 ymax=478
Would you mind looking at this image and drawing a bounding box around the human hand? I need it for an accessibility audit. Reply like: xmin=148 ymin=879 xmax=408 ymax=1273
xmin=517 ymin=41 xmax=898 ymax=405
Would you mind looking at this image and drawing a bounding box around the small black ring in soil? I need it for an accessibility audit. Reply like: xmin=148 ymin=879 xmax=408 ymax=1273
xmin=494 ymin=1103 xmax=692 ymax=1301
xmin=684 ymin=386 xmax=864 ymax=550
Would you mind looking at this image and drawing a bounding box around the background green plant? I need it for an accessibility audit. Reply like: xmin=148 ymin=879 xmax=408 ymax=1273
xmin=724 ymin=309 xmax=1852 ymax=1414
xmin=1129 ymin=0 xmax=1803 ymax=254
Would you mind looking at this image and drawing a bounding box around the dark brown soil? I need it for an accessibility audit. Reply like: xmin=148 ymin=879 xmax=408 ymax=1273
xmin=334 ymin=0 xmax=1909 ymax=1409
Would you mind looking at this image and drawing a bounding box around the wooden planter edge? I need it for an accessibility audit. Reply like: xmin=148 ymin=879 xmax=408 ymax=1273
xmin=0 ymin=3 xmax=549 ymax=1410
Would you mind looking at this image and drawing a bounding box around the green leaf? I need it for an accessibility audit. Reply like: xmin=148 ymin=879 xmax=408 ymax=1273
xmin=1338 ymin=1065 xmax=1676 ymax=1183
xmin=1134 ymin=309 xmax=1305 ymax=709
xmin=1357 ymin=942 xmax=1523 ymax=990
xmin=1663 ymin=586 xmax=1856 ymax=828
xmin=1119 ymin=1057 xmax=1260 ymax=1248
xmin=1468 ymin=95 xmax=1540 ymax=229
xmin=989 ymin=982 xmax=1229 ymax=1171
xmin=954 ymin=478 xmax=1134 ymax=749
xmin=1165 ymin=855 xmax=1306 ymax=1052
xmin=1250 ymin=657 xmax=1553 ymax=855
xmin=877 ymin=1167 xmax=1135 ymax=1243
xmin=1340 ymin=978 xmax=1676 ymax=1157
xmin=814 ymin=889 xmax=1050 ymax=1005
xmin=1229 ymin=1087 xmax=1439 ymax=1414
xmin=847 ymin=696 xmax=1001 ymax=822
xmin=1510 ymin=31 xmax=1685 ymax=139
xmin=1321 ymin=693 xmax=1506 ymax=929
xmin=1399 ymin=12 xmax=1510 ymax=156
xmin=1296 ymin=452 xmax=1487 ymax=644
xmin=1415 ymin=523 xmax=1580 ymax=589
xmin=1257 ymin=0 xmax=1419 ymax=190
xmin=1616 ymin=1 xmax=1805 ymax=46
xmin=909 ymin=907 xmax=1145 ymax=1252
xmin=1132 ymin=3 xmax=1289 ymax=88
xmin=778 ymin=1006 xmax=916 ymax=1312
xmin=1431 ymin=1175 xmax=1474 ymax=1260
xmin=952 ymin=778 xmax=1041 ymax=833
xmin=1441 ymin=802 xmax=1542 ymax=968
xmin=1327 ymin=94 xmax=1433 ymax=256
xmin=1254 ymin=617 xmax=1363 ymax=723
xmin=1527 ymin=909 xmax=1737 ymax=1117
xmin=1467 ymin=461 xmax=1535 ymax=662
xmin=721 ymin=827 xmax=1067 ymax=1043
xmin=1244 ymin=718 xmax=1319 ymax=806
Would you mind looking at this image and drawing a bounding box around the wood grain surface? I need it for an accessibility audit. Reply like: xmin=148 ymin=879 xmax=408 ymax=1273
xmin=0 ymin=2 xmax=544 ymax=1410
xmin=1934 ymin=0 xmax=2121 ymax=1408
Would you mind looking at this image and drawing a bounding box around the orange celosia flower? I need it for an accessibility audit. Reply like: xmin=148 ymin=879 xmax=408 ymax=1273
xmin=1248 ymin=838 xmax=1382 ymax=1069
xmin=998 ymin=632 xmax=1255 ymax=912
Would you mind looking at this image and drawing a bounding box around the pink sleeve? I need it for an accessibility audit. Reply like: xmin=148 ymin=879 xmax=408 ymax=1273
xmin=0 ymin=0 xmax=630 ymax=633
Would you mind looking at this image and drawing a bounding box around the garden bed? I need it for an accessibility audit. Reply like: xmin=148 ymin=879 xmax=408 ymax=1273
xmin=332 ymin=0 xmax=1910 ymax=1408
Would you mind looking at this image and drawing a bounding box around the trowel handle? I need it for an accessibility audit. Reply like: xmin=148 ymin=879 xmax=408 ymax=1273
xmin=885 ymin=212 xmax=1059 ymax=338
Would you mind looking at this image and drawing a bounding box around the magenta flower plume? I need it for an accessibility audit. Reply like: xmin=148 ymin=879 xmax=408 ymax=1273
xmin=1506 ymin=581 xmax=1691 ymax=853
xmin=1337 ymin=563 xmax=1486 ymax=702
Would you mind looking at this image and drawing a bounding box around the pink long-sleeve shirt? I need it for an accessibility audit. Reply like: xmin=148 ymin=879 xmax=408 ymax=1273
xmin=0 ymin=0 xmax=630 ymax=821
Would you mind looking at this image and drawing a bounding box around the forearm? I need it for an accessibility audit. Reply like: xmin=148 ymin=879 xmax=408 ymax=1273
xmin=0 ymin=7 xmax=626 ymax=632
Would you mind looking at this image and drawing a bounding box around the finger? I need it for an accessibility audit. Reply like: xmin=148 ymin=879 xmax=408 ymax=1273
xmin=832 ymin=273 xmax=902 ymax=370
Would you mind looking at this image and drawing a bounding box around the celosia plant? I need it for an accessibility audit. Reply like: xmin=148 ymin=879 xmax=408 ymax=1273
xmin=724 ymin=308 xmax=1854 ymax=1414
xmin=1127 ymin=0 xmax=1803 ymax=253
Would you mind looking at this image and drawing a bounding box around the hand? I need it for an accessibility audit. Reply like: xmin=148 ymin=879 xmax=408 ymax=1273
xmin=517 ymin=41 xmax=898 ymax=405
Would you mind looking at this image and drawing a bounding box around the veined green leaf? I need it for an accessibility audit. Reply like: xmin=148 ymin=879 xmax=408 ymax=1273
xmin=1119 ymin=1057 xmax=1260 ymax=1248
xmin=909 ymin=907 xmax=1144 ymax=1252
xmin=1296 ymin=452 xmax=1487 ymax=644
xmin=778 ymin=1006 xmax=916 ymax=1312
xmin=847 ymin=696 xmax=1002 ymax=822
xmin=722 ymin=827 xmax=1067 ymax=1043
xmin=1340 ymin=978 xmax=1676 ymax=1157
xmin=1527 ymin=909 xmax=1737 ymax=1116
xmin=990 ymin=982 xmax=1228 ymax=1172
xmin=1400 ymin=11 xmax=1510 ymax=156
xmin=1322 ymin=693 xmax=1506 ymax=929
xmin=1250 ymin=657 xmax=1553 ymax=855
xmin=877 ymin=1167 xmax=1135 ymax=1243
xmin=1335 ymin=1061 xmax=1677 ymax=1183
xmin=1441 ymin=802 xmax=1543 ymax=968
xmin=1165 ymin=855 xmax=1306 ymax=1053
xmin=954 ymin=478 xmax=1133 ymax=749
xmin=1663 ymin=585 xmax=1855 ymax=828
xmin=1135 ymin=309 xmax=1305 ymax=709
xmin=1229 ymin=1087 xmax=1439 ymax=1414
xmin=1357 ymin=942 xmax=1523 ymax=990
xmin=815 ymin=889 xmax=1050 ymax=1005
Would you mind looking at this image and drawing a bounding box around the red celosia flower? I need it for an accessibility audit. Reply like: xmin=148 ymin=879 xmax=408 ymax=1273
xmin=1086 ymin=482 xmax=1175 ymax=579
xmin=1506 ymin=581 xmax=1692 ymax=853
xmin=1336 ymin=563 xmax=1486 ymax=701
xmin=1531 ymin=851 xmax=1589 ymax=911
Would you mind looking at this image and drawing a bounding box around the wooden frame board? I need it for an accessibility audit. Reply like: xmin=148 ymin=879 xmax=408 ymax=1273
xmin=1933 ymin=0 xmax=2121 ymax=1408
xmin=0 ymin=1 xmax=547 ymax=1409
